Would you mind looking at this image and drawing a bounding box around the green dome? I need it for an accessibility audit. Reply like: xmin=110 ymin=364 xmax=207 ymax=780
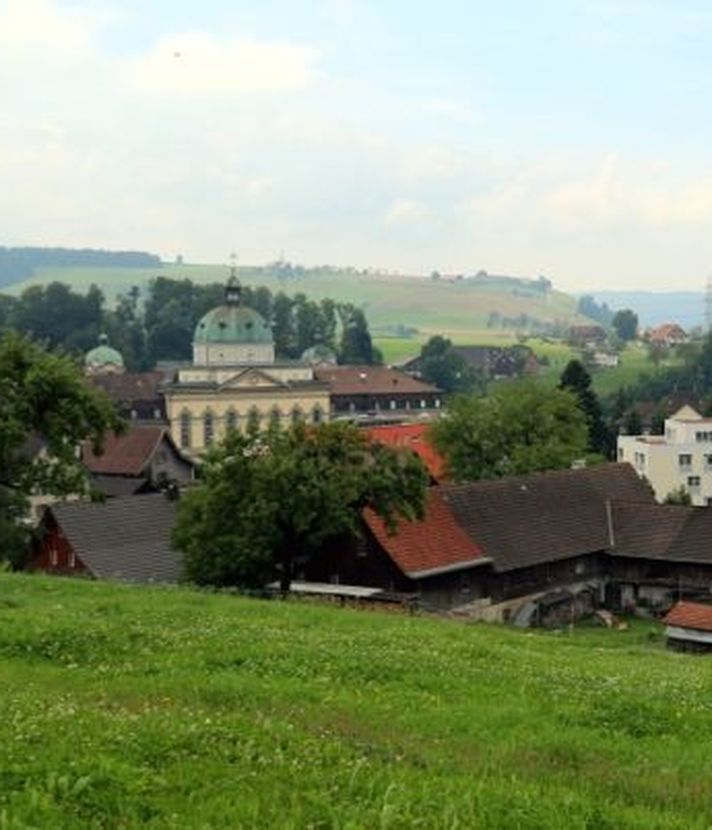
xmin=85 ymin=335 xmax=124 ymax=369
xmin=301 ymin=343 xmax=337 ymax=365
xmin=194 ymin=304 xmax=273 ymax=345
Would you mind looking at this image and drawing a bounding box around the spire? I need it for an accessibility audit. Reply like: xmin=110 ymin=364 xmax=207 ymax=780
xmin=225 ymin=252 xmax=242 ymax=305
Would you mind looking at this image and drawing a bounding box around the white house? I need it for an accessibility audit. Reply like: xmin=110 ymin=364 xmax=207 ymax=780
xmin=617 ymin=405 xmax=712 ymax=506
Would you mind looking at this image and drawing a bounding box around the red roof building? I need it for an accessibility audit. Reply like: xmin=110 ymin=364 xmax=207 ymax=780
xmin=648 ymin=323 xmax=687 ymax=346
xmin=365 ymin=423 xmax=446 ymax=481
xmin=663 ymin=601 xmax=712 ymax=652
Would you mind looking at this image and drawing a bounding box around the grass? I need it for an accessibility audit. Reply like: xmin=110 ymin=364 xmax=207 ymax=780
xmin=0 ymin=573 xmax=710 ymax=829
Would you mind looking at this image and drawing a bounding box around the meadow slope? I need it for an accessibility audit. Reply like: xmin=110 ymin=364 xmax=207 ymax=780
xmin=0 ymin=574 xmax=711 ymax=829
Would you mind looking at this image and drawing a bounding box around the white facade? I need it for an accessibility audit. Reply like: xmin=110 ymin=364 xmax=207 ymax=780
xmin=193 ymin=341 xmax=274 ymax=366
xmin=617 ymin=406 xmax=712 ymax=506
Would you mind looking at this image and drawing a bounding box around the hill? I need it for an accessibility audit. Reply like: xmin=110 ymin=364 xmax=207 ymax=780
xmin=4 ymin=262 xmax=585 ymax=350
xmin=0 ymin=573 xmax=710 ymax=829
xmin=592 ymin=291 xmax=705 ymax=329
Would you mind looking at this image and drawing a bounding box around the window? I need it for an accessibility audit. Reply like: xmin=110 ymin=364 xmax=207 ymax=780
xmin=617 ymin=448 xmax=624 ymax=461
xmin=68 ymin=550 xmax=76 ymax=569
xmin=203 ymin=412 xmax=214 ymax=446
xmin=390 ymin=399 xmax=397 ymax=410
xmin=634 ymin=451 xmax=646 ymax=470
xmin=678 ymin=454 xmax=692 ymax=469
xmin=291 ymin=407 xmax=304 ymax=426
xmin=226 ymin=410 xmax=238 ymax=432
xmin=696 ymin=431 xmax=712 ymax=442
xmin=50 ymin=547 xmax=58 ymax=567
xmin=180 ymin=412 xmax=191 ymax=448
xmin=247 ymin=407 xmax=261 ymax=432
xmin=706 ymin=497 xmax=712 ymax=507
xmin=705 ymin=453 xmax=712 ymax=468
xmin=420 ymin=399 xmax=426 ymax=409
xmin=269 ymin=407 xmax=281 ymax=428
xmin=435 ymin=399 xmax=441 ymax=409
xmin=130 ymin=409 xmax=138 ymax=420
xmin=313 ymin=406 xmax=323 ymax=424
xmin=688 ymin=476 xmax=701 ymax=487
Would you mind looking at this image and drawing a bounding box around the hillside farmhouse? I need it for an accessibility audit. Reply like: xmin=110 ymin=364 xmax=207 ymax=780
xmin=33 ymin=463 xmax=712 ymax=623
xmin=648 ymin=323 xmax=687 ymax=347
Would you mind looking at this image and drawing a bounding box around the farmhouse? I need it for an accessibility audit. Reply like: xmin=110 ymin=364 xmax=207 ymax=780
xmin=663 ymin=601 xmax=712 ymax=652
xmin=648 ymin=323 xmax=687 ymax=347
xmin=33 ymin=493 xmax=181 ymax=583
xmin=81 ymin=424 xmax=194 ymax=497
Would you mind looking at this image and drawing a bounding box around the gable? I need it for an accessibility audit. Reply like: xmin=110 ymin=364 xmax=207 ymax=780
xmin=217 ymin=368 xmax=287 ymax=391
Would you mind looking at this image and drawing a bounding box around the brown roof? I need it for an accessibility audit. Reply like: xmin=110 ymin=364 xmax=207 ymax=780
xmin=363 ymin=490 xmax=486 ymax=578
xmin=49 ymin=493 xmax=181 ymax=583
xmin=664 ymin=601 xmax=712 ymax=632
xmin=612 ymin=503 xmax=712 ymax=565
xmin=439 ymin=464 xmax=654 ymax=572
xmin=649 ymin=323 xmax=686 ymax=341
xmin=82 ymin=425 xmax=168 ymax=476
xmin=314 ymin=366 xmax=440 ymax=396
xmin=90 ymin=371 xmax=164 ymax=403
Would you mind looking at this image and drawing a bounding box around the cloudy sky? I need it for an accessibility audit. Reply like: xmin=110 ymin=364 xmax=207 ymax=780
xmin=2 ymin=0 xmax=712 ymax=290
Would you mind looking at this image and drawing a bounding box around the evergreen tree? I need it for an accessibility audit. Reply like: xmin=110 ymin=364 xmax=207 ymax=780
xmin=559 ymin=360 xmax=610 ymax=456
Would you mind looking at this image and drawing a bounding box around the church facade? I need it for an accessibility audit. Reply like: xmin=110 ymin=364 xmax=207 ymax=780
xmin=161 ymin=276 xmax=330 ymax=457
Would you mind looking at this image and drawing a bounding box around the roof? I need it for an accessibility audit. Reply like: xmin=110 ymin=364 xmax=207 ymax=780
xmin=82 ymin=425 xmax=170 ymax=476
xmin=90 ymin=371 xmax=164 ymax=403
xmin=611 ymin=503 xmax=695 ymax=560
xmin=49 ymin=493 xmax=181 ymax=583
xmin=194 ymin=303 xmax=273 ymax=345
xmin=314 ymin=365 xmax=441 ymax=396
xmin=90 ymin=475 xmax=149 ymax=497
xmin=649 ymin=323 xmax=686 ymax=340
xmin=363 ymin=490 xmax=487 ymax=579
xmin=85 ymin=335 xmax=124 ymax=368
xmin=439 ymin=464 xmax=654 ymax=572
xmin=365 ymin=423 xmax=445 ymax=480
xmin=664 ymin=601 xmax=712 ymax=632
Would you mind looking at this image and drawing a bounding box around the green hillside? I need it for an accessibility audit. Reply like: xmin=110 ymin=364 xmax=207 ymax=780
xmin=4 ymin=263 xmax=583 ymax=347
xmin=1 ymin=574 xmax=710 ymax=829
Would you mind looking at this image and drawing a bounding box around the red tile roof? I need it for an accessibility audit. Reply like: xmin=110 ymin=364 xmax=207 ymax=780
xmin=363 ymin=490 xmax=486 ymax=578
xmin=649 ymin=323 xmax=686 ymax=342
xmin=365 ymin=423 xmax=446 ymax=480
xmin=664 ymin=601 xmax=712 ymax=633
xmin=314 ymin=365 xmax=440 ymax=395
xmin=82 ymin=425 xmax=167 ymax=476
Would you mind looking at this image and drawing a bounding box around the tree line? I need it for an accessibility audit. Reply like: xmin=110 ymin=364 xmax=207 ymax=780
xmin=0 ymin=247 xmax=161 ymax=288
xmin=0 ymin=277 xmax=380 ymax=370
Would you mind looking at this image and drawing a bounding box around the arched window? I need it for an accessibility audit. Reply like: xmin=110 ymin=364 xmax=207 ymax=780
xmin=247 ymin=407 xmax=261 ymax=432
xmin=269 ymin=407 xmax=281 ymax=429
xmin=225 ymin=409 xmax=239 ymax=433
xmin=203 ymin=411 xmax=215 ymax=446
xmin=179 ymin=411 xmax=191 ymax=448
xmin=312 ymin=405 xmax=323 ymax=425
xmin=291 ymin=407 xmax=304 ymax=426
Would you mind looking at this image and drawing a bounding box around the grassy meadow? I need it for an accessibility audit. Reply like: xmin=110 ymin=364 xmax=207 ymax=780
xmin=1 ymin=573 xmax=711 ymax=829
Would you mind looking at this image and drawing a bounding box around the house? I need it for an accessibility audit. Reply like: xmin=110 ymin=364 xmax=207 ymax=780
xmin=32 ymin=493 xmax=182 ymax=583
xmin=648 ymin=323 xmax=687 ymax=347
xmin=663 ymin=601 xmax=712 ymax=652
xmin=90 ymin=371 xmax=167 ymax=422
xmin=590 ymin=350 xmax=619 ymax=368
xmin=618 ymin=405 xmax=712 ymax=505
xmin=364 ymin=423 xmax=446 ymax=481
xmin=402 ymin=345 xmax=537 ymax=380
xmin=314 ymin=366 xmax=443 ymax=420
xmin=569 ymin=324 xmax=607 ymax=348
xmin=162 ymin=275 xmax=331 ymax=457
xmin=306 ymin=463 xmax=657 ymax=616
xmin=81 ymin=424 xmax=194 ymax=497
xmin=627 ymin=395 xmax=708 ymax=435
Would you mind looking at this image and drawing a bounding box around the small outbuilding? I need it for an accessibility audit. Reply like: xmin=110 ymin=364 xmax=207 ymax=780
xmin=663 ymin=601 xmax=712 ymax=653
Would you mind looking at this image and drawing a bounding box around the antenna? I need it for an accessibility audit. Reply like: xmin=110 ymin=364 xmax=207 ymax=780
xmin=706 ymin=276 xmax=712 ymax=333
xmin=229 ymin=251 xmax=238 ymax=279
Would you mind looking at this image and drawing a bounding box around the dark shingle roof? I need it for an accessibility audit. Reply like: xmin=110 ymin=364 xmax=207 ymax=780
xmin=51 ymin=494 xmax=181 ymax=583
xmin=612 ymin=503 xmax=712 ymax=565
xmin=439 ymin=464 xmax=654 ymax=572
xmin=314 ymin=366 xmax=440 ymax=396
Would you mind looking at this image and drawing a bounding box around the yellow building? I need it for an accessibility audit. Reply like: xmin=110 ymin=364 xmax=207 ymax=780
xmin=163 ymin=276 xmax=330 ymax=457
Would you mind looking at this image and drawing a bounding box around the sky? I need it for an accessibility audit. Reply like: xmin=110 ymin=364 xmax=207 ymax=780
xmin=2 ymin=0 xmax=712 ymax=291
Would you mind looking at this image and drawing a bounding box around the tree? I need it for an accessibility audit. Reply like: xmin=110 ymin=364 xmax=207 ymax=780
xmin=0 ymin=332 xmax=121 ymax=563
xmin=647 ymin=341 xmax=668 ymax=369
xmin=559 ymin=359 xmax=610 ymax=456
xmin=663 ymin=486 xmax=692 ymax=506
xmin=612 ymin=309 xmax=639 ymax=342
xmin=339 ymin=307 xmax=376 ymax=364
xmin=430 ymin=382 xmax=589 ymax=482
xmin=622 ymin=408 xmax=643 ymax=436
xmin=419 ymin=336 xmax=483 ymax=394
xmin=173 ymin=422 xmax=428 ymax=591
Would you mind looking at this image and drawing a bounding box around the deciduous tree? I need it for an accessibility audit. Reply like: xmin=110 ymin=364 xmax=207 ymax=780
xmin=173 ymin=422 xmax=428 ymax=591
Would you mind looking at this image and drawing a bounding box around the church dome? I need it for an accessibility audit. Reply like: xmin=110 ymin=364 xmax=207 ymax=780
xmin=85 ymin=334 xmax=124 ymax=372
xmin=193 ymin=277 xmax=273 ymax=345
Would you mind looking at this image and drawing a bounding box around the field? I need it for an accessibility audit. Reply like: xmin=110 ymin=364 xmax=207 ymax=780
xmin=1 ymin=574 xmax=711 ymax=829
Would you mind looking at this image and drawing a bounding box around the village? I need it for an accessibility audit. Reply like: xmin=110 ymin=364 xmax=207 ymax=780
xmin=12 ymin=271 xmax=711 ymax=655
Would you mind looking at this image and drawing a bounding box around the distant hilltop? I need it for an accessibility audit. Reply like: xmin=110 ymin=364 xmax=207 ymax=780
xmin=0 ymin=246 xmax=162 ymax=288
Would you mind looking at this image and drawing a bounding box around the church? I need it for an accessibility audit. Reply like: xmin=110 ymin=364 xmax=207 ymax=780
xmin=161 ymin=275 xmax=331 ymax=457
